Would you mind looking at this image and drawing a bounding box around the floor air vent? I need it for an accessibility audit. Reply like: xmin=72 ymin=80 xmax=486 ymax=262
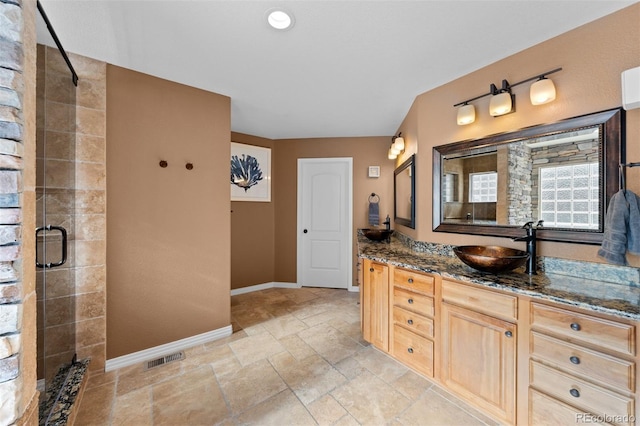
xmin=144 ymin=351 xmax=185 ymax=370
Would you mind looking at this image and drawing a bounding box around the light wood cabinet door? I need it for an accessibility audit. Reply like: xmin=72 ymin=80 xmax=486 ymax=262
xmin=441 ymin=302 xmax=517 ymax=424
xmin=362 ymin=259 xmax=389 ymax=352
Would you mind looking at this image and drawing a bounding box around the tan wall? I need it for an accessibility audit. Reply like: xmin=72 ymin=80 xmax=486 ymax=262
xmin=106 ymin=66 xmax=231 ymax=358
xmin=398 ymin=3 xmax=640 ymax=267
xmin=230 ymin=133 xmax=275 ymax=289
xmin=273 ymin=137 xmax=393 ymax=285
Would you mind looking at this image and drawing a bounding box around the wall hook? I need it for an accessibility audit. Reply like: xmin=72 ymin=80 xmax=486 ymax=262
xmin=185 ymin=163 xmax=194 ymax=170
xmin=159 ymin=160 xmax=168 ymax=168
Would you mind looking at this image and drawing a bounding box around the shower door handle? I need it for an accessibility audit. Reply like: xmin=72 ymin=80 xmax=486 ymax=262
xmin=35 ymin=225 xmax=67 ymax=268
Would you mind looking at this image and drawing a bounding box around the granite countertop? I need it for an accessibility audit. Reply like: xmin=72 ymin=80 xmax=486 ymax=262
xmin=358 ymin=235 xmax=640 ymax=321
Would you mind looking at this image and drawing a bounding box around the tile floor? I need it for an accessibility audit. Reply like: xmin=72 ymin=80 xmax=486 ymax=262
xmin=75 ymin=287 xmax=496 ymax=425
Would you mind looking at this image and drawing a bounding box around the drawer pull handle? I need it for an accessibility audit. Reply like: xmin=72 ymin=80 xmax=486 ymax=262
xmin=569 ymin=388 xmax=580 ymax=398
xmin=407 ymin=348 xmax=414 ymax=354
xmin=504 ymin=330 xmax=513 ymax=338
xmin=407 ymin=319 xmax=414 ymax=325
xmin=569 ymin=356 xmax=581 ymax=365
xmin=408 ymin=298 xmax=414 ymax=304
xmin=369 ymin=268 xmax=374 ymax=272
xmin=408 ymin=278 xmax=414 ymax=283
xmin=570 ymin=322 xmax=581 ymax=331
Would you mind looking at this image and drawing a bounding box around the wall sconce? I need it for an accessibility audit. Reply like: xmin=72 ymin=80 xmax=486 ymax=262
xmin=622 ymin=66 xmax=640 ymax=110
xmin=388 ymin=132 xmax=405 ymax=160
xmin=454 ymin=67 xmax=562 ymax=125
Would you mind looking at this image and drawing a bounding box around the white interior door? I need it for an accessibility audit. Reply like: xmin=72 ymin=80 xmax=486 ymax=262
xmin=297 ymin=158 xmax=352 ymax=289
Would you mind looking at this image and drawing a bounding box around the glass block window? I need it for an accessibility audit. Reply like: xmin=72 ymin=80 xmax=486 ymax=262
xmin=539 ymin=163 xmax=599 ymax=229
xmin=469 ymin=172 xmax=497 ymax=203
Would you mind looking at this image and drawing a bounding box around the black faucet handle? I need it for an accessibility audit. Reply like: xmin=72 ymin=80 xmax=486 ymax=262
xmin=535 ymin=220 xmax=544 ymax=228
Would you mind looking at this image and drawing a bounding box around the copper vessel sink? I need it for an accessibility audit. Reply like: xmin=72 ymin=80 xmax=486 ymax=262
xmin=362 ymin=229 xmax=394 ymax=242
xmin=453 ymin=245 xmax=529 ymax=273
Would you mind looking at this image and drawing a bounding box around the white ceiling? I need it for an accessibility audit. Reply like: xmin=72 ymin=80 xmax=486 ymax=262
xmin=36 ymin=0 xmax=637 ymax=140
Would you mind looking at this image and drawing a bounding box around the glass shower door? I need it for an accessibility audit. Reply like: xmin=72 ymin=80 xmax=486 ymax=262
xmin=35 ymin=43 xmax=77 ymax=387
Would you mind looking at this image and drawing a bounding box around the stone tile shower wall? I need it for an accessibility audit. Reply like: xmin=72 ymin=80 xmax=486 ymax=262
xmin=36 ymin=44 xmax=107 ymax=381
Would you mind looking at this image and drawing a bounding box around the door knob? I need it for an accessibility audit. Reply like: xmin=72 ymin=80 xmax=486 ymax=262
xmin=303 ymin=229 xmax=308 ymax=233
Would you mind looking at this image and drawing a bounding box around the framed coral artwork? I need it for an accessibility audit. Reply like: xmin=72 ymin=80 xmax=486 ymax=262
xmin=230 ymin=142 xmax=271 ymax=202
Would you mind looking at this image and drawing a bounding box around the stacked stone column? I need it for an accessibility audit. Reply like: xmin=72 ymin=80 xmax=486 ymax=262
xmin=1 ymin=0 xmax=38 ymax=424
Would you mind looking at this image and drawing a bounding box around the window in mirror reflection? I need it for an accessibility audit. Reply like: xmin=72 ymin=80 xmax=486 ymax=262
xmin=539 ymin=163 xmax=599 ymax=229
xmin=469 ymin=172 xmax=497 ymax=203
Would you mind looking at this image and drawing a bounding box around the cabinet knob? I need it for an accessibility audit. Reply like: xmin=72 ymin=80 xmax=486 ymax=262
xmin=407 ymin=319 xmax=414 ymax=325
xmin=504 ymin=330 xmax=513 ymax=338
xmin=408 ymin=298 xmax=414 ymax=304
xmin=570 ymin=322 xmax=581 ymax=331
xmin=569 ymin=356 xmax=581 ymax=365
xmin=569 ymin=388 xmax=580 ymax=398
xmin=407 ymin=348 xmax=414 ymax=354
xmin=408 ymin=278 xmax=414 ymax=283
xmin=369 ymin=268 xmax=374 ymax=272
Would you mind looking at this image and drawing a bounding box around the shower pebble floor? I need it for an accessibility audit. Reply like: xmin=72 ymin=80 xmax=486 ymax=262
xmin=74 ymin=287 xmax=496 ymax=425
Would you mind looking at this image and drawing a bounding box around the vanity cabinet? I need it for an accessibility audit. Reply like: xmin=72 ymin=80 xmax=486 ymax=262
xmin=391 ymin=268 xmax=436 ymax=377
xmin=441 ymin=279 xmax=517 ymax=424
xmin=529 ymin=302 xmax=636 ymax=425
xmin=361 ymin=259 xmax=389 ymax=352
xmin=358 ymin=255 xmax=639 ymax=425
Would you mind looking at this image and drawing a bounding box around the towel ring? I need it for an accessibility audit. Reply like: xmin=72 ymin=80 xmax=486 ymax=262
xmin=368 ymin=193 xmax=380 ymax=203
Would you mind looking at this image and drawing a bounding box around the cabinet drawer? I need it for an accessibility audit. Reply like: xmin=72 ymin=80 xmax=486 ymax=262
xmin=529 ymin=389 xmax=610 ymax=426
xmin=393 ymin=287 xmax=434 ymax=317
xmin=393 ymin=324 xmax=434 ymax=377
xmin=531 ymin=303 xmax=635 ymax=357
xmin=393 ymin=306 xmax=434 ymax=338
xmin=394 ymin=268 xmax=435 ymax=295
xmin=531 ymin=331 xmax=635 ymax=393
xmin=442 ymin=280 xmax=517 ymax=321
xmin=530 ymin=361 xmax=635 ymax=424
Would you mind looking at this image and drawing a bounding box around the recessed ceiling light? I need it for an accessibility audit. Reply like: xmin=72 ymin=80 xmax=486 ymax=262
xmin=267 ymin=9 xmax=294 ymax=30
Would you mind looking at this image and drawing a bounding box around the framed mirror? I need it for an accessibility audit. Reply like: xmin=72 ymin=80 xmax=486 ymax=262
xmin=433 ymin=108 xmax=624 ymax=244
xmin=395 ymin=154 xmax=416 ymax=228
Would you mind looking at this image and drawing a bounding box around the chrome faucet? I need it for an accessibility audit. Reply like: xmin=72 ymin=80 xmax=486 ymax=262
xmin=513 ymin=220 xmax=543 ymax=275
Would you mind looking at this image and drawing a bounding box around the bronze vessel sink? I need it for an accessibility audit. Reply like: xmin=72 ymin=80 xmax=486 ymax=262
xmin=453 ymin=245 xmax=529 ymax=273
xmin=362 ymin=229 xmax=394 ymax=242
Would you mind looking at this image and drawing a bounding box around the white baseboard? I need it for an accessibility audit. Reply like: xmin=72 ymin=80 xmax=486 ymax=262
xmin=231 ymin=281 xmax=359 ymax=295
xmin=105 ymin=325 xmax=233 ymax=372
xmin=230 ymin=281 xmax=300 ymax=296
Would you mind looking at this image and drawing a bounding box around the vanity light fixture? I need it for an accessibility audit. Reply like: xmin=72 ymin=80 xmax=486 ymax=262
xmin=392 ymin=132 xmax=405 ymax=152
xmin=389 ymin=132 xmax=405 ymax=160
xmin=454 ymin=67 xmax=562 ymax=124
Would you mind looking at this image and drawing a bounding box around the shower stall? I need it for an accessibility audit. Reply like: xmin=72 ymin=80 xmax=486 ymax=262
xmin=35 ymin=0 xmax=80 ymax=394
